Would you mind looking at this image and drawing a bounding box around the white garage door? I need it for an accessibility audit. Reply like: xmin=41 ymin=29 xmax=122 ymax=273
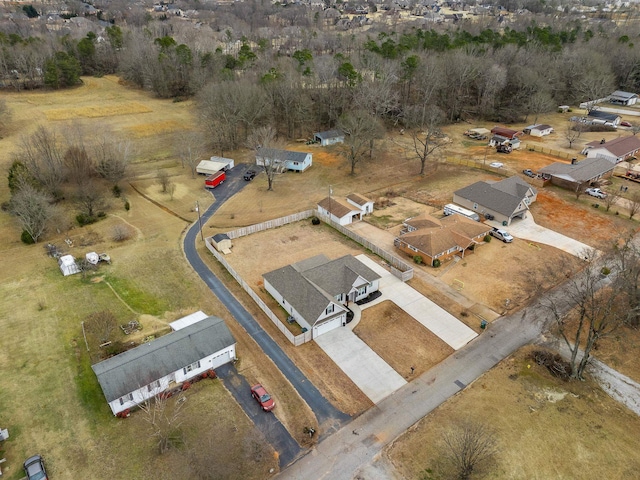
xmin=313 ymin=316 xmax=343 ymax=338
xmin=211 ymin=350 xmax=232 ymax=369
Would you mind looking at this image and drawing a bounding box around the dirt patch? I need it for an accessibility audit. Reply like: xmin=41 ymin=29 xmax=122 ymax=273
xmin=354 ymin=301 xmax=454 ymax=378
xmin=385 ymin=345 xmax=640 ymax=479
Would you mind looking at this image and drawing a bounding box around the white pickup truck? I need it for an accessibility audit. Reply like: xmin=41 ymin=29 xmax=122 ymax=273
xmin=585 ymin=187 xmax=607 ymax=199
xmin=490 ymin=228 xmax=513 ymax=243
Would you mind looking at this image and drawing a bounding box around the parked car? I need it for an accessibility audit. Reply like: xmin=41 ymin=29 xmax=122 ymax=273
xmin=243 ymin=170 xmax=257 ymax=181
xmin=251 ymin=384 xmax=275 ymax=411
xmin=490 ymin=228 xmax=513 ymax=243
xmin=496 ymin=144 xmax=512 ymax=154
xmin=585 ymin=187 xmax=607 ymax=199
xmin=489 ymin=162 xmax=504 ymax=168
xmin=523 ymin=169 xmax=536 ymax=178
xmin=620 ymin=121 xmax=633 ymax=128
xmin=24 ymin=455 xmax=48 ymax=480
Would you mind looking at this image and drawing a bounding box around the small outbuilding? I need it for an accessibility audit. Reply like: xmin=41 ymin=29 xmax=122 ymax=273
xmin=196 ymin=157 xmax=235 ymax=175
xmin=211 ymin=233 xmax=232 ymax=254
xmin=317 ymin=196 xmax=363 ymax=225
xmin=490 ymin=126 xmax=522 ymax=139
xmin=314 ymin=130 xmax=344 ymax=146
xmin=59 ymin=255 xmax=80 ymax=276
xmin=86 ymin=252 xmax=100 ymax=265
xmin=524 ymin=124 xmax=554 ymax=137
xmin=609 ymin=91 xmax=638 ymax=106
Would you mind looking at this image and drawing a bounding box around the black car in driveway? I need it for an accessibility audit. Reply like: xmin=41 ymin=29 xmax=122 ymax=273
xmin=24 ymin=455 xmax=48 ymax=480
xmin=243 ymin=170 xmax=257 ymax=181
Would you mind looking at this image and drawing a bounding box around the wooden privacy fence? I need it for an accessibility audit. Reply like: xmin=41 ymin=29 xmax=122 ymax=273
xmin=205 ymin=238 xmax=312 ymax=346
xmin=225 ymin=210 xmax=315 ymax=239
xmin=522 ymin=143 xmax=574 ymax=161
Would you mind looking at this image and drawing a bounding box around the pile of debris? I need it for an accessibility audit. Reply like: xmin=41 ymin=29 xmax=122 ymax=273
xmin=531 ymin=350 xmax=572 ymax=380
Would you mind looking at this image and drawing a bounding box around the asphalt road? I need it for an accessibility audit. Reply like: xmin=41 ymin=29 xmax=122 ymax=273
xmin=276 ymin=276 xmax=582 ymax=479
xmin=182 ymin=165 xmax=349 ymax=467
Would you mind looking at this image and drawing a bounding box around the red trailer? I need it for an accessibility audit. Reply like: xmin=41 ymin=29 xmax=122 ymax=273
xmin=205 ymin=171 xmax=225 ymax=189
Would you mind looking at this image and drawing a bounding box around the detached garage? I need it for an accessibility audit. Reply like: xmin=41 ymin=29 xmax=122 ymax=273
xmin=196 ymin=156 xmax=235 ymax=175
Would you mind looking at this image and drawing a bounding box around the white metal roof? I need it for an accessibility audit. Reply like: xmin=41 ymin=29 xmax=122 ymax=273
xmin=170 ymin=311 xmax=209 ymax=331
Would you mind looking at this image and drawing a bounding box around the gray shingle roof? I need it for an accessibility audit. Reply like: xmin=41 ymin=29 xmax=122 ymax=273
xmin=256 ymin=148 xmax=309 ymax=163
xmin=588 ymin=110 xmax=620 ymax=121
xmin=315 ymin=129 xmax=343 ymax=140
xmin=263 ymin=255 xmax=381 ymax=324
xmin=538 ymin=157 xmax=615 ymax=183
xmin=92 ymin=316 xmax=235 ymax=402
xmin=610 ymin=91 xmax=637 ymax=100
xmin=454 ymin=176 xmax=535 ymax=217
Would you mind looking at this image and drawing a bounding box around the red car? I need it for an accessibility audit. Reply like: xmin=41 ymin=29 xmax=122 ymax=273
xmin=621 ymin=121 xmax=633 ymax=127
xmin=251 ymin=384 xmax=275 ymax=411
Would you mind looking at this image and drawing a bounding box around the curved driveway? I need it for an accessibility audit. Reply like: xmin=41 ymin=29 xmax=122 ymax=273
xmin=182 ymin=166 xmax=350 ymax=466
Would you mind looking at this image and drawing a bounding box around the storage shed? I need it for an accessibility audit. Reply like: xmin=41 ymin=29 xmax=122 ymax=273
xmin=314 ymin=130 xmax=344 ymax=146
xmin=196 ymin=157 xmax=235 ymax=175
xmin=211 ymin=233 xmax=232 ymax=254
xmin=59 ymin=255 xmax=80 ymax=276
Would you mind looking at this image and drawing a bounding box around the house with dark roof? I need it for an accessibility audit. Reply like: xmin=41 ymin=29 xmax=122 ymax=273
xmin=314 ymin=130 xmax=344 ymax=146
xmin=394 ymin=214 xmax=491 ymax=267
xmin=317 ymin=193 xmax=373 ymax=225
xmin=538 ymin=157 xmax=615 ymax=190
xmin=609 ymin=90 xmax=638 ymax=106
xmin=490 ymin=126 xmax=522 ymax=139
xmin=263 ymin=255 xmax=381 ymax=337
xmin=453 ymin=176 xmax=537 ymax=226
xmin=256 ymin=148 xmax=312 ymax=172
xmin=92 ymin=315 xmax=236 ymax=416
xmin=582 ymin=136 xmax=640 ymax=163
xmin=587 ymin=110 xmax=621 ymax=126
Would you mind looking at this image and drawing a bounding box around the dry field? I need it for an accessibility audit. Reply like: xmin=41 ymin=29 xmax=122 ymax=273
xmin=385 ymin=345 xmax=640 ymax=480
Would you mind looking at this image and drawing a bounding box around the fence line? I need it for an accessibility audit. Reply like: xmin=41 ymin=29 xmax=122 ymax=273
xmin=205 ymin=238 xmax=312 ymax=346
xmin=226 ymin=210 xmax=315 ymax=239
xmin=315 ymin=211 xmax=414 ymax=281
xmin=522 ymin=143 xmax=574 ymax=161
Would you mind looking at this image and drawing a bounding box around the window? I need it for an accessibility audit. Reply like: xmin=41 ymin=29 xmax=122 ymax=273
xmin=473 ymin=203 xmax=478 ymax=210
xmin=119 ymin=393 xmax=133 ymax=405
xmin=408 ymin=245 xmax=418 ymax=252
xmin=148 ymin=380 xmax=160 ymax=392
xmin=358 ymin=286 xmax=367 ymax=296
xmin=326 ymin=304 xmax=334 ymax=315
xmin=183 ymin=361 xmax=201 ymax=375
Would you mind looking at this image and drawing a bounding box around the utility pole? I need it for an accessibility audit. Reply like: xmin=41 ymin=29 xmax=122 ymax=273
xmin=195 ymin=200 xmax=204 ymax=241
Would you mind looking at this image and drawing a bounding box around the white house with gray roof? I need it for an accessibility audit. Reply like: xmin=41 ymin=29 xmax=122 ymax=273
xmin=92 ymin=315 xmax=236 ymax=416
xmin=256 ymin=148 xmax=312 ymax=172
xmin=453 ymin=176 xmax=537 ymax=226
xmin=263 ymin=255 xmax=381 ymax=338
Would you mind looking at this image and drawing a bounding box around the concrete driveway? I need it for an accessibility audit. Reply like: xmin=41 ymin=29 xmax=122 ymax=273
xmin=502 ymin=214 xmax=595 ymax=258
xmin=356 ymin=255 xmax=478 ymax=350
xmin=315 ymin=329 xmax=407 ymax=404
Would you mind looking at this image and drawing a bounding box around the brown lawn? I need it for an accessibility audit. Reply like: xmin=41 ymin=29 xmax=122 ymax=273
xmin=386 ymin=345 xmax=640 ymax=480
xmin=354 ymin=301 xmax=454 ymax=378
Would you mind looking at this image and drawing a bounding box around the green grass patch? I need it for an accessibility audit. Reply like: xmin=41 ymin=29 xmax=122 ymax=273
xmin=103 ymin=275 xmax=168 ymax=315
xmin=74 ymin=347 xmax=111 ymax=420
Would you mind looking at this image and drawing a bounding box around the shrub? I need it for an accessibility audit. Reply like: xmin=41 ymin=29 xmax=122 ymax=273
xmin=311 ymin=216 xmax=320 ymax=225
xmin=112 ymin=185 xmax=122 ymax=197
xmin=433 ymin=259 xmax=441 ymax=268
xmin=484 ymin=234 xmax=492 ymax=242
xmin=111 ymin=224 xmax=134 ymax=242
xmin=601 ymin=266 xmax=611 ymax=276
xmin=21 ymin=230 xmax=35 ymax=244
xmin=76 ymin=213 xmax=97 ymax=226
xmin=124 ymin=200 xmax=130 ymax=211
xmin=413 ymin=255 xmax=423 ymax=264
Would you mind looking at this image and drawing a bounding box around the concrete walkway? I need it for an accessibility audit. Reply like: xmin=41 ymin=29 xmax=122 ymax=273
xmin=356 ymin=255 xmax=478 ymax=350
xmin=315 ymin=329 xmax=407 ymax=404
xmin=502 ymin=214 xmax=595 ymax=258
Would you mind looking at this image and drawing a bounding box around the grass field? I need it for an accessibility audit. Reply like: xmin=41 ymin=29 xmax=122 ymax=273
xmin=2 ymin=76 xmax=640 ymax=480
xmin=385 ymin=345 xmax=640 ymax=480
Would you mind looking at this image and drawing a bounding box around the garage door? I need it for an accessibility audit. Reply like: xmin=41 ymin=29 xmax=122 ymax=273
xmin=313 ymin=316 xmax=343 ymax=338
xmin=211 ymin=350 xmax=232 ymax=369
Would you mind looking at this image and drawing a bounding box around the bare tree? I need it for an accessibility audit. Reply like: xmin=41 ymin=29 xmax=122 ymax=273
xmin=139 ymin=392 xmax=187 ymax=455
xmin=543 ymin=248 xmax=629 ymax=379
xmin=111 ymin=223 xmax=134 ymax=242
xmin=84 ymin=311 xmax=117 ymax=345
xmin=603 ymin=190 xmax=620 ymax=212
xmin=157 ymin=170 xmax=171 ymax=194
xmin=565 ymin=121 xmax=583 ymax=149
xmin=404 ymin=106 xmax=447 ymax=175
xmin=628 ymin=192 xmax=640 ymax=219
xmin=247 ymin=125 xmax=285 ymax=191
xmin=337 ymin=110 xmax=385 ymax=175
xmin=64 ymin=144 xmax=95 ymax=186
xmin=442 ymin=421 xmax=498 ymax=480
xmin=76 ymin=181 xmax=107 ymax=218
xmin=94 ymin=133 xmax=132 ymax=187
xmin=17 ymin=125 xmax=66 ymax=197
xmin=630 ymin=124 xmax=640 ymax=136
xmin=611 ymin=235 xmax=640 ymax=327
xmin=10 ymin=184 xmax=57 ymax=243
xmin=174 ymin=131 xmax=205 ymax=178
